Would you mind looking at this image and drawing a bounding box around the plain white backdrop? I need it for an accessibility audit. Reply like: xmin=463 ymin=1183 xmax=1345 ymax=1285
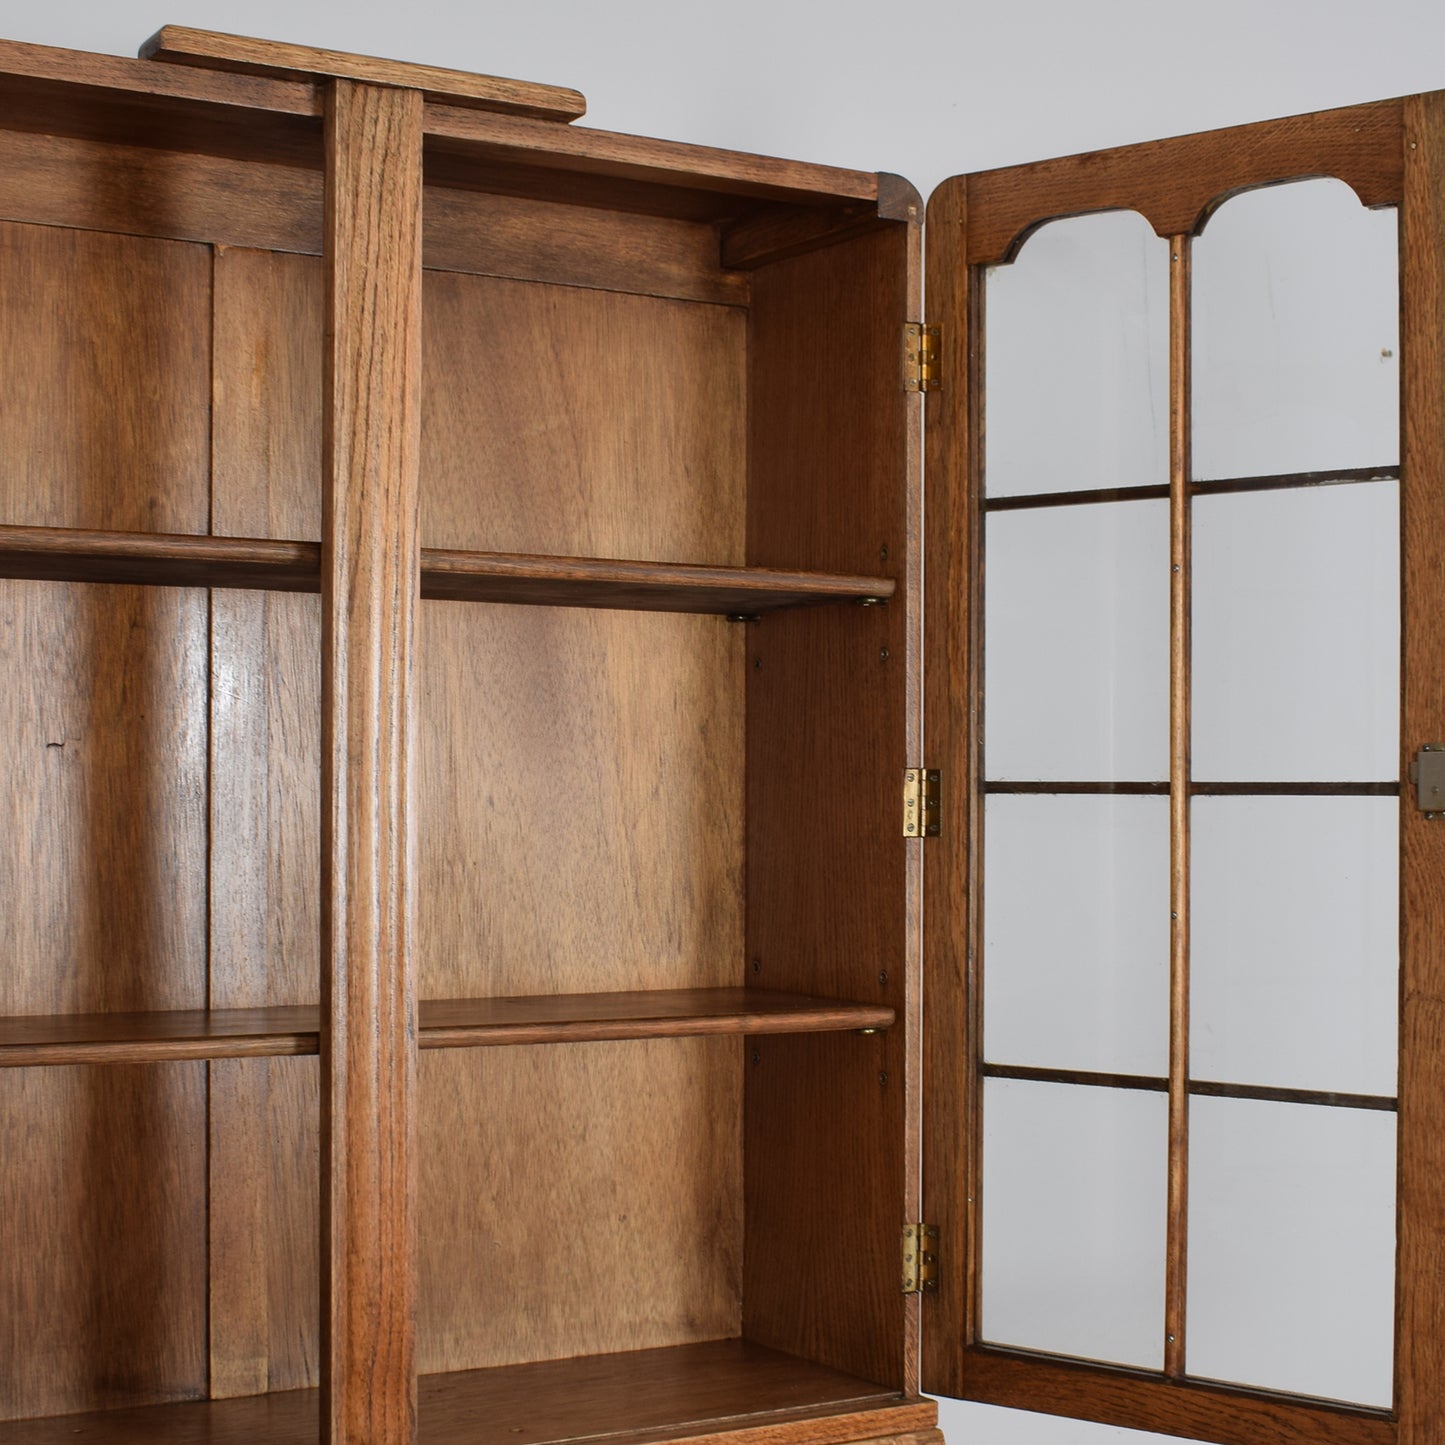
xmin=4 ymin=2 xmax=1440 ymax=1441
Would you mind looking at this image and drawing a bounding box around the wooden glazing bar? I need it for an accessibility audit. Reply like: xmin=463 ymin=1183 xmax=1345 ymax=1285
xmin=981 ymin=1064 xmax=1397 ymax=1113
xmin=1165 ymin=231 xmax=1193 ymax=1381
xmin=0 ymin=525 xmax=893 ymax=614
xmin=985 ymin=781 xmax=1398 ymax=797
xmin=0 ymin=990 xmax=895 ymax=1067
xmin=983 ymin=780 xmax=1169 ymax=794
xmin=1397 ymin=91 xmax=1445 ymax=1445
xmin=981 ymin=464 xmax=1399 ymax=513
xmin=320 ymin=78 xmax=423 ymax=1445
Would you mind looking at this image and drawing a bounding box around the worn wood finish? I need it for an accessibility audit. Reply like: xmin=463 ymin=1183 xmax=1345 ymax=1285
xmin=966 ymin=97 xmax=1404 ymax=263
xmin=0 ymin=1342 xmax=936 ymax=1445
xmin=0 ymin=991 xmax=894 ymax=1066
xmin=919 ymin=174 xmax=979 ymax=1397
xmin=1397 ymin=91 xmax=1445 ymax=1445
xmin=0 ymin=219 xmax=212 ymax=1421
xmin=320 ymin=79 xmax=422 ymax=1445
xmin=743 ymin=221 xmax=918 ymax=1389
xmin=1164 ymin=232 xmax=1192 ymax=1381
xmin=142 ymin=25 xmax=585 ymax=122
xmin=958 ymin=1348 xmax=1393 ymax=1445
xmin=0 ymin=526 xmax=892 ymax=613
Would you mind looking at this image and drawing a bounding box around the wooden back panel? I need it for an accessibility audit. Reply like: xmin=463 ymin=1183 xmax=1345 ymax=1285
xmin=207 ymin=243 xmax=750 ymax=1385
xmin=0 ymin=221 xmax=211 ymax=1419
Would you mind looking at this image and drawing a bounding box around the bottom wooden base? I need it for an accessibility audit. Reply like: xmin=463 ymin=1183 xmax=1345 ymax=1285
xmin=0 ymin=1339 xmax=940 ymax=1445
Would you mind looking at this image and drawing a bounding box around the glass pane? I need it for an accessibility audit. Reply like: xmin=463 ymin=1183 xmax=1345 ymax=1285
xmin=1192 ymin=179 xmax=1398 ymax=480
xmin=985 ymin=211 xmax=1169 ymax=498
xmin=1191 ymin=482 xmax=1398 ymax=781
xmin=982 ymin=1078 xmax=1167 ymax=1368
xmin=985 ymin=795 xmax=1169 ymax=1076
xmin=986 ymin=501 xmax=1169 ymax=782
xmin=1187 ymin=1096 xmax=1395 ymax=1406
xmin=1191 ymin=797 xmax=1398 ymax=1096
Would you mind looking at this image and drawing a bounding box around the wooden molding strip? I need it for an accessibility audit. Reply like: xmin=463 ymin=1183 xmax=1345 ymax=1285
xmin=141 ymin=24 xmax=585 ymax=121
xmin=0 ymin=990 xmax=896 ymax=1067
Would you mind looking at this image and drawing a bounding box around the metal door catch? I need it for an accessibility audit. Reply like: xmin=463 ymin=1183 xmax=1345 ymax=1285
xmin=1411 ymin=744 xmax=1445 ymax=817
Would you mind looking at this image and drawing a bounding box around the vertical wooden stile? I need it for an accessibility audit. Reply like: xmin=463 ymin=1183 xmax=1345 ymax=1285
xmin=1396 ymin=92 xmax=1445 ymax=1445
xmin=1164 ymin=233 xmax=1192 ymax=1381
xmin=920 ymin=175 xmax=978 ymax=1396
xmin=320 ymin=78 xmax=423 ymax=1445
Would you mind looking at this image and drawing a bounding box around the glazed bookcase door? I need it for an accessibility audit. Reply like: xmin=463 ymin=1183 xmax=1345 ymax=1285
xmin=923 ymin=95 xmax=1445 ymax=1445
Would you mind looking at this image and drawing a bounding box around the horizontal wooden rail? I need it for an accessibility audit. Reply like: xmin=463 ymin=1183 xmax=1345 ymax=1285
xmin=0 ymin=524 xmax=895 ymax=614
xmin=0 ymin=988 xmax=896 ymax=1067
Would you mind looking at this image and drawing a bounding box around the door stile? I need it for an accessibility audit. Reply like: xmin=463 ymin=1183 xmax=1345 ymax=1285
xmin=1164 ymin=231 xmax=1193 ymax=1381
xmin=1396 ymin=90 xmax=1445 ymax=1445
xmin=320 ymin=77 xmax=424 ymax=1445
xmin=921 ymin=174 xmax=982 ymax=1392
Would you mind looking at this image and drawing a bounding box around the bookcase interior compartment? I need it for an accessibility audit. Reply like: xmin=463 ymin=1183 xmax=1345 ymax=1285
xmin=0 ymin=42 xmax=923 ymax=1445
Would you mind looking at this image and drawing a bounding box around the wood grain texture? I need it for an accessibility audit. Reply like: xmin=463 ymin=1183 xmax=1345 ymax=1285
xmin=0 ymin=129 xmax=746 ymax=306
xmin=422 ymin=108 xmax=880 ymax=214
xmin=419 ymin=1041 xmax=743 ymax=1371
xmin=0 ymin=221 xmax=212 ymax=1420
xmin=919 ymin=174 xmax=978 ymax=1397
xmin=0 ymin=129 xmax=320 ymax=255
xmin=1397 ymin=91 xmax=1445 ymax=1445
xmin=142 ymin=25 xmax=586 ymax=122
xmin=0 ymin=1341 xmax=936 ymax=1445
xmin=743 ymin=222 xmax=918 ymax=1390
xmin=0 ymin=1065 xmax=208 ymax=1422
xmin=0 ymin=527 xmax=892 ymax=613
xmin=0 ymin=991 xmax=893 ymax=1065
xmin=965 ymin=97 xmax=1404 ymax=264
xmin=209 ymin=245 xmax=325 ymax=1398
xmin=1164 ymin=232 xmax=1192 ymax=1381
xmin=420 ymin=268 xmax=745 ymax=558
xmin=321 ymin=79 xmax=422 ymax=1445
xmin=957 ymin=1348 xmax=1393 ymax=1445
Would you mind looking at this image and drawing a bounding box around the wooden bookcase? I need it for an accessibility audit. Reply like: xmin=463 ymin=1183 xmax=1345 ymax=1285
xmin=0 ymin=24 xmax=1442 ymax=1445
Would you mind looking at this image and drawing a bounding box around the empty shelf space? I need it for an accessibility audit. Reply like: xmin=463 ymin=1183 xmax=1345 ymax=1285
xmin=0 ymin=1339 xmax=930 ymax=1445
xmin=0 ymin=988 xmax=895 ymax=1065
xmin=0 ymin=525 xmax=895 ymax=614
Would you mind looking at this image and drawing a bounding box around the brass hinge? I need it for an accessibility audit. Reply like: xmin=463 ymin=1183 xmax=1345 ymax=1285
xmin=901 ymin=1223 xmax=939 ymax=1294
xmin=903 ymin=768 xmax=941 ymax=838
xmin=903 ymin=322 xmax=941 ymax=393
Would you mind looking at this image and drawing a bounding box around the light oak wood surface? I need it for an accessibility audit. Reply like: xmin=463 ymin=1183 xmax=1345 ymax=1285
xmin=320 ymin=79 xmax=423 ymax=1445
xmin=141 ymin=25 xmax=586 ymax=122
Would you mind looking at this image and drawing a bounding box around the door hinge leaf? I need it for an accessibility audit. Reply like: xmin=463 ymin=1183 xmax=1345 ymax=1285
xmin=903 ymin=768 xmax=941 ymax=838
xmin=901 ymin=1222 xmax=939 ymax=1294
xmin=903 ymin=322 xmax=941 ymax=393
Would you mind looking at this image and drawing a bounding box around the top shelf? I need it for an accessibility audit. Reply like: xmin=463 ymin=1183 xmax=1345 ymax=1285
xmin=0 ymin=525 xmax=894 ymax=617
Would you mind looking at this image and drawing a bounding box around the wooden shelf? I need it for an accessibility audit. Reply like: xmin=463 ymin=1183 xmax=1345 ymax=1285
xmin=0 ymin=1339 xmax=932 ymax=1445
xmin=0 ymin=988 xmax=895 ymax=1067
xmin=0 ymin=525 xmax=894 ymax=614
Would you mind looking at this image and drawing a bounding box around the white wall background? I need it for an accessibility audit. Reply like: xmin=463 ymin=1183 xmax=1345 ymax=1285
xmin=5 ymin=2 xmax=1438 ymax=1441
